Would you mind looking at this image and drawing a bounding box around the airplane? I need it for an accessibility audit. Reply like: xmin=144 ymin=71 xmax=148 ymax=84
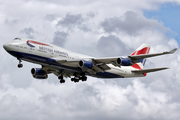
xmin=3 ymin=37 xmax=177 ymax=83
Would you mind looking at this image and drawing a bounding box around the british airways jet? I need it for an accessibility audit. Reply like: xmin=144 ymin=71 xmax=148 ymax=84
xmin=3 ymin=38 xmax=177 ymax=83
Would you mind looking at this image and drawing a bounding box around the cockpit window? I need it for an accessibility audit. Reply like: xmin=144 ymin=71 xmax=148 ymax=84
xmin=14 ymin=38 xmax=21 ymax=40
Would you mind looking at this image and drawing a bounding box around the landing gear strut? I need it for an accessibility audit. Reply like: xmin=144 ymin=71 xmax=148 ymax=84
xmin=58 ymin=76 xmax=65 ymax=83
xmin=17 ymin=58 xmax=23 ymax=68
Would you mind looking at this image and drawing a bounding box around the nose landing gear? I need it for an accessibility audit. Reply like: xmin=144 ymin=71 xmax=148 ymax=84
xmin=17 ymin=58 xmax=23 ymax=68
xmin=18 ymin=64 xmax=23 ymax=68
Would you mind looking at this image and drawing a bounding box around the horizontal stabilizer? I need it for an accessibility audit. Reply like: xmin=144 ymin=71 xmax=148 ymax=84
xmin=129 ymin=48 xmax=177 ymax=60
xmin=131 ymin=67 xmax=169 ymax=74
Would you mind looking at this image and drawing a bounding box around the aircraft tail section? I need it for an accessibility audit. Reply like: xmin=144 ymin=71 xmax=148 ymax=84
xmin=131 ymin=44 xmax=151 ymax=70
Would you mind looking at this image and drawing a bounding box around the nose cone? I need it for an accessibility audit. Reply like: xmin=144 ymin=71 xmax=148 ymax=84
xmin=3 ymin=43 xmax=8 ymax=51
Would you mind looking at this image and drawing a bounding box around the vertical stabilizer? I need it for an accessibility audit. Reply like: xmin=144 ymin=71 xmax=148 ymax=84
xmin=131 ymin=44 xmax=151 ymax=69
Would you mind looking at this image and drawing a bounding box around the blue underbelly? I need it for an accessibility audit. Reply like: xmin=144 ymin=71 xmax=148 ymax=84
xmin=7 ymin=51 xmax=124 ymax=78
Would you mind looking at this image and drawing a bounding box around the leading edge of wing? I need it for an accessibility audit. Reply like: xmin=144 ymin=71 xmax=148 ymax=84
xmin=129 ymin=48 xmax=177 ymax=60
xmin=131 ymin=67 xmax=169 ymax=74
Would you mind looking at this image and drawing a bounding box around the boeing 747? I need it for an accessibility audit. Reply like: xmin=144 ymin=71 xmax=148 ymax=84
xmin=3 ymin=38 xmax=177 ymax=83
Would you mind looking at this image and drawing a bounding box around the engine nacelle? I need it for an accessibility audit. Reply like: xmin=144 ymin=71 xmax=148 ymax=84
xmin=116 ymin=58 xmax=133 ymax=66
xmin=79 ymin=60 xmax=93 ymax=69
xmin=31 ymin=68 xmax=48 ymax=79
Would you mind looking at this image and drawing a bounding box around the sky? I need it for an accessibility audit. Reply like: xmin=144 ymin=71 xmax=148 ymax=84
xmin=1 ymin=0 xmax=180 ymax=120
xmin=144 ymin=3 xmax=180 ymax=44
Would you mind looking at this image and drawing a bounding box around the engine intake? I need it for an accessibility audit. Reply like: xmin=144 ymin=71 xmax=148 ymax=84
xmin=79 ymin=60 xmax=93 ymax=69
xmin=31 ymin=68 xmax=48 ymax=79
xmin=116 ymin=58 xmax=133 ymax=66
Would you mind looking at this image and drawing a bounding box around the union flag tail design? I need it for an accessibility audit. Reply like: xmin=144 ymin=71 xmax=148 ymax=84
xmin=131 ymin=44 xmax=151 ymax=70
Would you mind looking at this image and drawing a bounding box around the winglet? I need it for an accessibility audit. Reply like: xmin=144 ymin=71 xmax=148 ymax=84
xmin=168 ymin=48 xmax=178 ymax=54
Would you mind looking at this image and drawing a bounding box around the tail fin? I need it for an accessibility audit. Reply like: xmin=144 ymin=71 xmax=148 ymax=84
xmin=131 ymin=44 xmax=151 ymax=69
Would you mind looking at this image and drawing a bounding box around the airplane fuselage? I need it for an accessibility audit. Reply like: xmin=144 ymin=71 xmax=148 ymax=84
xmin=3 ymin=38 xmax=144 ymax=80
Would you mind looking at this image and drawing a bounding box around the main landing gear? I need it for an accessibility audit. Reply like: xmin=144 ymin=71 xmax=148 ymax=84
xmin=71 ymin=76 xmax=87 ymax=83
xmin=58 ymin=76 xmax=65 ymax=83
xmin=58 ymin=73 xmax=87 ymax=84
xmin=71 ymin=73 xmax=87 ymax=83
xmin=17 ymin=58 xmax=23 ymax=68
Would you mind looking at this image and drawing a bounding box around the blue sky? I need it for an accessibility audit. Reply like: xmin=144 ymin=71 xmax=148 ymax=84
xmin=144 ymin=3 xmax=180 ymax=44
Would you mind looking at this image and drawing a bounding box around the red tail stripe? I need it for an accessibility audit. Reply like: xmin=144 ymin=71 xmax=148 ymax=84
xmin=131 ymin=47 xmax=150 ymax=56
xmin=131 ymin=51 xmax=136 ymax=56
xmin=131 ymin=63 xmax=142 ymax=70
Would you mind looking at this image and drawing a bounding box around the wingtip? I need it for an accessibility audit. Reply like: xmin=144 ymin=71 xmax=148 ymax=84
xmin=169 ymin=48 xmax=178 ymax=54
xmin=158 ymin=67 xmax=169 ymax=70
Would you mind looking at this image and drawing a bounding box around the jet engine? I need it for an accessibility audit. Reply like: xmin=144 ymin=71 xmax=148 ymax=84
xmin=79 ymin=60 xmax=93 ymax=69
xmin=116 ymin=58 xmax=133 ymax=66
xmin=31 ymin=68 xmax=48 ymax=79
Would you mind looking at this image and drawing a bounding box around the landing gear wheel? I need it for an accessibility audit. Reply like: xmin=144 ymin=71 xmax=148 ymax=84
xmin=82 ymin=76 xmax=87 ymax=81
xmin=74 ymin=78 xmax=79 ymax=83
xmin=18 ymin=64 xmax=23 ymax=68
xmin=60 ymin=79 xmax=65 ymax=83
xmin=58 ymin=76 xmax=63 ymax=80
xmin=71 ymin=78 xmax=75 ymax=81
xmin=79 ymin=77 xmax=82 ymax=80
xmin=58 ymin=75 xmax=65 ymax=83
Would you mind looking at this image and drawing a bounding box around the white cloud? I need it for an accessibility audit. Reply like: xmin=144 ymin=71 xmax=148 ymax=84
xmin=101 ymin=11 xmax=166 ymax=35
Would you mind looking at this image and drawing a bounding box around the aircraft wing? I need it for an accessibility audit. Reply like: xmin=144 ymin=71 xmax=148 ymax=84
xmin=54 ymin=58 xmax=113 ymax=73
xmin=128 ymin=48 xmax=177 ymax=61
xmin=91 ymin=48 xmax=178 ymax=66
xmin=131 ymin=67 xmax=168 ymax=73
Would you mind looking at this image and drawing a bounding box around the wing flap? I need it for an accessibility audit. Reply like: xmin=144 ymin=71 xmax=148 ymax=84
xmin=93 ymin=65 xmax=110 ymax=73
xmin=52 ymin=69 xmax=74 ymax=78
xmin=131 ymin=67 xmax=168 ymax=74
xmin=87 ymin=69 xmax=96 ymax=74
xmin=99 ymin=64 xmax=111 ymax=70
